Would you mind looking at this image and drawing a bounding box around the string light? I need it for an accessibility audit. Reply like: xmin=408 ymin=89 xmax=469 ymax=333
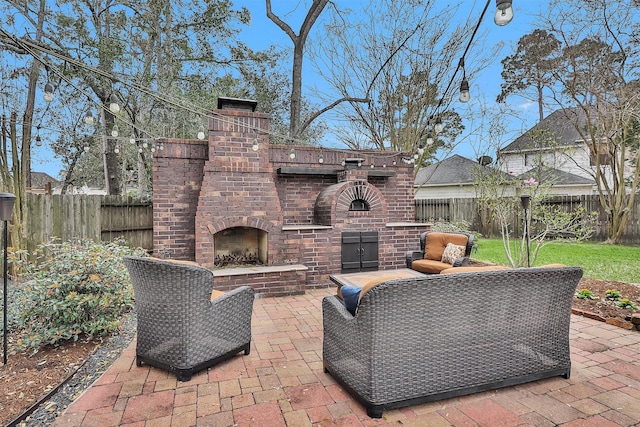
xmin=494 ymin=0 xmax=514 ymax=26
xmin=289 ymin=148 xmax=296 ymax=159
xmin=318 ymin=153 xmax=324 ymax=164
xmin=197 ymin=125 xmax=205 ymax=140
xmin=252 ymin=138 xmax=259 ymax=151
xmin=129 ymin=133 xmax=136 ymax=144
xmin=111 ymin=124 xmax=119 ymax=137
xmin=434 ymin=116 xmax=443 ymax=134
xmin=84 ymin=110 xmax=94 ymax=125
xmin=114 ymin=145 xmax=120 ymax=154
xmin=109 ymin=94 xmax=120 ymax=113
xmin=426 ymin=132 xmax=434 ymax=146
xmin=43 ymin=81 xmax=54 ymax=102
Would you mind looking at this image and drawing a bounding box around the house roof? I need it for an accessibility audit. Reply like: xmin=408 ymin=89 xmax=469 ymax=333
xmin=517 ymin=167 xmax=594 ymax=186
xmin=31 ymin=171 xmax=59 ymax=188
xmin=499 ymin=108 xmax=588 ymax=154
xmin=414 ymin=154 xmax=513 ymax=186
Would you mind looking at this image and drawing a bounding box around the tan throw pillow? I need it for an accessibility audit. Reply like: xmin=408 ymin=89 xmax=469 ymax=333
xmin=441 ymin=243 xmax=466 ymax=265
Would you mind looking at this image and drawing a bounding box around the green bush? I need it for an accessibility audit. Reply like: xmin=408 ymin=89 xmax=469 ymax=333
xmin=14 ymin=238 xmax=147 ymax=350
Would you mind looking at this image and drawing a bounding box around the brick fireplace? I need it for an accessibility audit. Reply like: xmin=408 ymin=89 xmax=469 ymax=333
xmin=152 ymin=98 xmax=429 ymax=296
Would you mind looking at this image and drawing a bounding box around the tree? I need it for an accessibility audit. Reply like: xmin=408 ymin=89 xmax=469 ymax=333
xmin=473 ymin=161 xmax=597 ymax=267
xmin=539 ymin=0 xmax=640 ymax=244
xmin=1 ymin=0 xmax=288 ymax=197
xmin=547 ymin=0 xmax=640 ymax=244
xmin=307 ymin=0 xmax=497 ymax=162
xmin=497 ymin=29 xmax=562 ymax=122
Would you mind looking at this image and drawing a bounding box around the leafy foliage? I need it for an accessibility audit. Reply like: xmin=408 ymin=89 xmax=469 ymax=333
xmin=11 ymin=239 xmax=147 ymax=351
xmin=473 ymin=162 xmax=598 ymax=268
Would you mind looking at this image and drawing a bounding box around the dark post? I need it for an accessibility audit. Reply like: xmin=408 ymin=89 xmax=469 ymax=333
xmin=520 ymin=195 xmax=531 ymax=268
xmin=0 ymin=192 xmax=16 ymax=365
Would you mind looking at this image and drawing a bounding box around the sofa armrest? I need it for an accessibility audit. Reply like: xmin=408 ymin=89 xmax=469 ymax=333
xmin=323 ymin=295 xmax=361 ymax=367
xmin=406 ymin=250 xmax=424 ymax=268
xmin=452 ymin=256 xmax=470 ymax=267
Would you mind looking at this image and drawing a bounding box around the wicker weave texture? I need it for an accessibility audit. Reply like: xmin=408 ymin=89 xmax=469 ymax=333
xmin=323 ymin=266 xmax=583 ymax=416
xmin=124 ymin=256 xmax=254 ymax=375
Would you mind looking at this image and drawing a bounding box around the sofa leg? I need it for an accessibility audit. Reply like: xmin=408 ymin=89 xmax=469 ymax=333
xmin=243 ymin=343 xmax=251 ymax=355
xmin=366 ymin=405 xmax=383 ymax=418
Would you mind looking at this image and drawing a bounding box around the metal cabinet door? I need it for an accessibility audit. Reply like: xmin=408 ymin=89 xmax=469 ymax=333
xmin=360 ymin=231 xmax=379 ymax=271
xmin=341 ymin=232 xmax=362 ymax=273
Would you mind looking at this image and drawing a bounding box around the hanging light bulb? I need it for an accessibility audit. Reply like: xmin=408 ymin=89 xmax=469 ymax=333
xmin=252 ymin=138 xmax=259 ymax=151
xmin=143 ymin=140 xmax=148 ymax=148
xmin=138 ymin=147 xmax=143 ymax=153
xmin=151 ymin=145 xmax=156 ymax=153
xmin=370 ymin=163 xmax=374 ymax=169
xmin=129 ymin=133 xmax=136 ymax=144
xmin=418 ymin=144 xmax=425 ymax=155
xmin=43 ymin=82 xmax=54 ymax=102
xmin=109 ymin=94 xmax=120 ymax=113
xmin=197 ymin=125 xmax=205 ymax=140
xmin=459 ymin=78 xmax=470 ymax=103
xmin=494 ymin=0 xmax=514 ymax=26
xmin=111 ymin=124 xmax=119 ymax=137
xmin=318 ymin=153 xmax=324 ymax=164
xmin=114 ymin=145 xmax=120 ymax=154
xmin=159 ymin=142 xmax=164 ymax=151
xmin=84 ymin=144 xmax=90 ymax=152
xmin=35 ymin=135 xmax=42 ymax=146
xmin=84 ymin=110 xmax=94 ymax=125
xmin=413 ymin=153 xmax=419 ymax=160
xmin=434 ymin=117 xmax=443 ymax=134
xmin=289 ymin=148 xmax=296 ymax=159
xmin=426 ymin=132 xmax=434 ymax=146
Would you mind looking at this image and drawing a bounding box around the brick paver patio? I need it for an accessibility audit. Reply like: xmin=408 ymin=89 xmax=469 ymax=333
xmin=52 ymin=288 xmax=640 ymax=426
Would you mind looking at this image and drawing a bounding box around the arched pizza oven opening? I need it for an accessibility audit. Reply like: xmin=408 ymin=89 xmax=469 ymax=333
xmin=214 ymin=226 xmax=268 ymax=267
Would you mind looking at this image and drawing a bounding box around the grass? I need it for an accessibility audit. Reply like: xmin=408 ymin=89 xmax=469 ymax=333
xmin=472 ymin=238 xmax=640 ymax=284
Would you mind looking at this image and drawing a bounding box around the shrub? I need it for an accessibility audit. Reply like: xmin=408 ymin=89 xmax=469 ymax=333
xmin=14 ymin=238 xmax=147 ymax=351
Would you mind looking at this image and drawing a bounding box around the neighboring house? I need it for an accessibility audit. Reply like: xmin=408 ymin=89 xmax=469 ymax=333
xmin=497 ymin=108 xmax=600 ymax=195
xmin=29 ymin=171 xmax=59 ymax=194
xmin=414 ymin=154 xmax=514 ymax=199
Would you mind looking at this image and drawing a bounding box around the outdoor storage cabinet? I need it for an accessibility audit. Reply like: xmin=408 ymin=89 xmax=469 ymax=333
xmin=322 ymin=266 xmax=583 ymax=418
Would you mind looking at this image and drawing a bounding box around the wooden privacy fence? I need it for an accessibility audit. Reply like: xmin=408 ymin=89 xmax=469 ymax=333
xmin=25 ymin=194 xmax=153 ymax=252
xmin=415 ymin=195 xmax=640 ymax=245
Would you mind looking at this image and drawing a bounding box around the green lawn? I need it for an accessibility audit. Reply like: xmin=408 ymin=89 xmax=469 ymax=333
xmin=472 ymin=239 xmax=640 ymax=284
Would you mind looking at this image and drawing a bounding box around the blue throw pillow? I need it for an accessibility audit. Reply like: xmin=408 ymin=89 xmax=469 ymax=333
xmin=339 ymin=286 xmax=362 ymax=315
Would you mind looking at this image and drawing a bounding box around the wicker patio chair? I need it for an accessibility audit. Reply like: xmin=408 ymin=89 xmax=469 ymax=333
xmin=123 ymin=256 xmax=255 ymax=381
xmin=406 ymin=231 xmax=474 ymax=273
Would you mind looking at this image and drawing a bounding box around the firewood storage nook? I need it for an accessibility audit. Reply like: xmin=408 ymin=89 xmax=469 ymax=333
xmin=152 ymin=98 xmax=429 ymax=296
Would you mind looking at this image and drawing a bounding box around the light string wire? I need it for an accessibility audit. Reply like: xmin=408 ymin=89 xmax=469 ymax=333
xmin=2 ymin=1 xmax=495 ymax=162
xmin=433 ymin=0 xmax=491 ymax=117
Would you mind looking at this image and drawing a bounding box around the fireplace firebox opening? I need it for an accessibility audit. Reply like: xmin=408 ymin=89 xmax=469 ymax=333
xmin=214 ymin=227 xmax=267 ymax=267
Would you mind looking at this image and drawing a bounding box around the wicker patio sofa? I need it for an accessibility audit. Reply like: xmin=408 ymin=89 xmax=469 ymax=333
xmin=322 ymin=265 xmax=583 ymax=418
xmin=123 ymin=256 xmax=255 ymax=381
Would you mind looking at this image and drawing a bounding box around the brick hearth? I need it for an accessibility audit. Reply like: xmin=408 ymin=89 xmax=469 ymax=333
xmin=152 ymin=99 xmax=429 ymax=296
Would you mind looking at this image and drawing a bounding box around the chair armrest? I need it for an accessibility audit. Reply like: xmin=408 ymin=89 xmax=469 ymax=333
xmin=452 ymin=256 xmax=471 ymax=267
xmin=206 ymin=286 xmax=255 ymax=342
xmin=406 ymin=250 xmax=424 ymax=268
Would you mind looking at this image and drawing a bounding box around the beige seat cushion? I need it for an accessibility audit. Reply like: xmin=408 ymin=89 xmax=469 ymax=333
xmin=411 ymin=259 xmax=453 ymax=274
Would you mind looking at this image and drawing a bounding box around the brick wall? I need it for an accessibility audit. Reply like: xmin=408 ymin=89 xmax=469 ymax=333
xmin=152 ymin=104 xmax=430 ymax=296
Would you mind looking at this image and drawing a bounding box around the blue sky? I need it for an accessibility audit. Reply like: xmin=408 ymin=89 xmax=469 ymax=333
xmin=33 ymin=1 xmax=542 ymax=177
xmin=234 ymin=0 xmax=543 ymax=163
